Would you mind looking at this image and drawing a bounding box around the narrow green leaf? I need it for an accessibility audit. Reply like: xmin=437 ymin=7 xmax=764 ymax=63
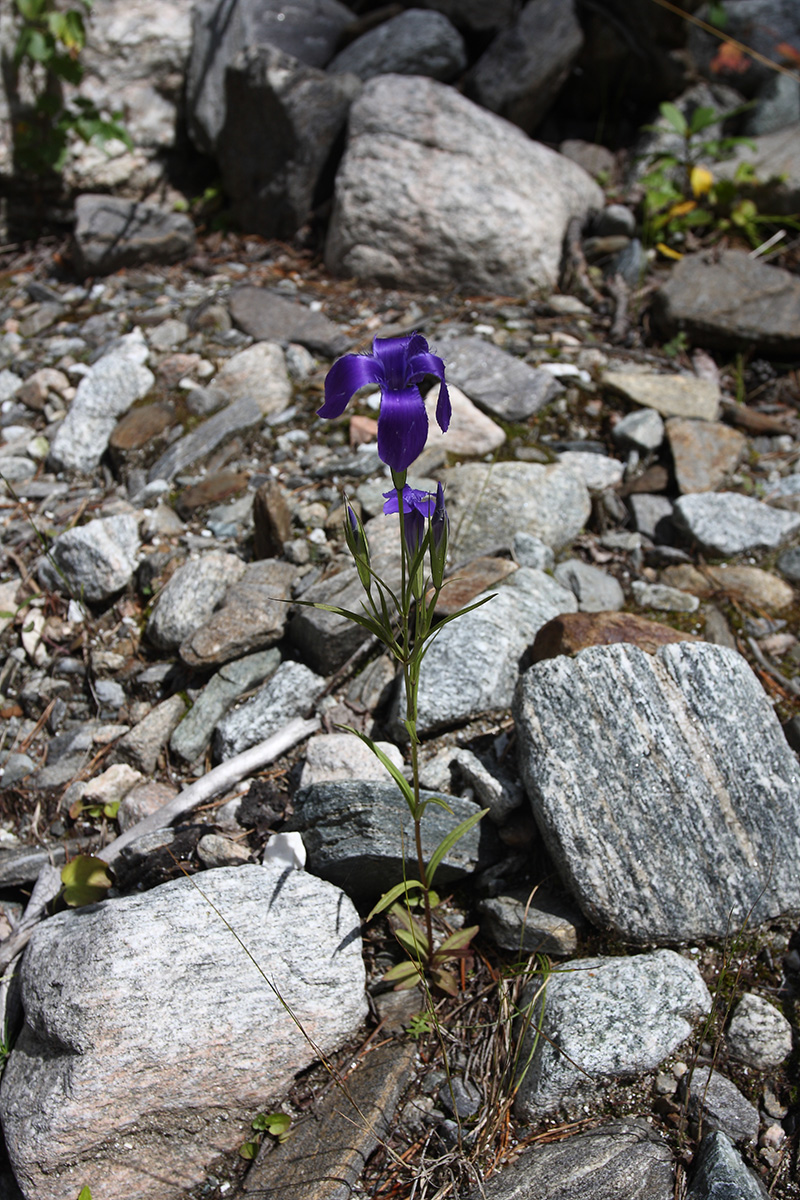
xmin=659 ymin=101 xmax=687 ymax=136
xmin=366 ymin=879 xmax=424 ymax=921
xmin=338 ymin=724 xmax=416 ymax=815
xmin=416 ymin=795 xmax=454 ymax=818
xmin=436 ymin=925 xmax=480 ymax=956
xmin=383 ymin=959 xmax=422 ymax=984
xmin=394 ymin=927 xmax=427 ymax=959
xmin=431 ymin=967 xmax=458 ymax=996
xmin=426 ymin=809 xmax=488 ymax=888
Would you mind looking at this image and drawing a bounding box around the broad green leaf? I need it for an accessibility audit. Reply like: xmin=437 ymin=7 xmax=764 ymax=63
xmin=659 ymin=101 xmax=688 ymax=136
xmin=435 ymin=924 xmax=480 ymax=957
xmin=430 ymin=966 xmax=458 ymax=995
xmin=77 ymin=1188 xmax=92 ymax=1200
xmin=426 ymin=809 xmax=488 ymax=888
xmin=61 ymin=855 xmax=112 ymax=907
xmin=688 ymin=105 xmax=719 ymax=135
xmin=239 ymin=1140 xmax=258 ymax=1160
xmin=366 ymin=879 xmax=423 ymax=921
xmin=394 ymin=927 xmax=427 ymax=959
xmin=383 ymin=959 xmax=422 ymax=984
xmin=338 ymin=725 xmax=416 ymax=815
xmin=15 ymin=0 xmax=48 ymax=20
xmin=252 ymin=1112 xmax=291 ymax=1139
xmin=25 ymin=29 xmax=51 ymax=62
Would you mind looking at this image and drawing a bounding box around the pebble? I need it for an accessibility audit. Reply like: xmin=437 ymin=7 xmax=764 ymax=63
xmin=631 ymin=580 xmax=699 ymax=612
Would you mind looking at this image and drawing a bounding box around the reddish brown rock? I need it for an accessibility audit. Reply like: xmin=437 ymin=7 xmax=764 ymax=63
xmin=109 ymin=403 xmax=175 ymax=451
xmin=660 ymin=563 xmax=794 ymax=611
xmin=433 ymin=556 xmax=517 ymax=615
xmin=176 ymin=471 xmax=249 ymax=516
xmin=157 ymin=352 xmax=202 ymax=389
xmin=666 ymin=417 xmax=746 ymax=494
xmin=528 ymin=610 xmax=700 ymax=663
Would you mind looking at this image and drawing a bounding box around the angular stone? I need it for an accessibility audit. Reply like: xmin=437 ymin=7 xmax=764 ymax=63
xmin=554 ymin=559 xmax=625 ymax=612
xmin=187 ymin=0 xmax=354 ymax=152
xmin=109 ymin=403 xmax=174 ymax=452
xmin=726 ymin=993 xmax=793 ymax=1069
xmin=147 ymin=395 xmax=264 ymax=483
xmin=179 ymin=559 xmax=297 ymax=667
xmin=604 ymin=371 xmax=719 ymax=421
xmin=330 ymin=9 xmax=465 ymax=83
xmin=629 ymin=493 xmax=674 ymax=541
xmin=289 ymin=780 xmax=494 ymax=898
xmin=529 ymin=611 xmax=699 ymax=662
xmin=653 ymin=249 xmax=800 ymax=355
xmin=472 ymin=1118 xmax=674 ymax=1200
xmin=211 ymin=342 xmax=291 ymax=415
xmin=558 ymin=450 xmax=625 ymax=492
xmin=146 ymin=552 xmax=247 ymax=650
xmin=424 ymin=383 xmax=506 ymax=457
xmin=0 ymin=865 xmax=366 ymax=1200
xmin=72 ymin=195 xmax=195 ymax=277
xmin=48 ymin=331 xmax=154 ymax=473
xmin=443 ymin=461 xmax=591 ymax=560
xmin=38 ymin=514 xmax=141 ymax=604
xmin=299 ymin=733 xmax=404 ymax=788
xmin=229 ymin=286 xmax=347 ymax=357
xmin=170 ymin=649 xmax=281 ymax=764
xmin=114 ymin=694 xmax=187 ymax=775
xmin=81 ymin=763 xmax=143 ymax=808
xmin=478 ymin=887 xmax=582 ymax=956
xmin=117 ymin=780 xmax=178 ymax=832
xmin=175 ymin=472 xmax=248 ymax=517
xmin=666 ymin=418 xmax=746 ymax=494
xmin=682 ymin=1068 xmax=759 ymax=1145
xmin=253 ymin=478 xmax=292 ymax=559
xmin=514 ymin=642 xmax=800 ymax=941
xmin=674 ymin=492 xmax=800 ymax=556
xmin=394 ymin=568 xmax=577 ymax=737
xmin=631 ymin=580 xmax=699 ymax=613
xmin=213 ymin=660 xmax=323 ymax=760
xmin=515 ymin=950 xmax=711 ymax=1119
xmin=434 ymin=556 xmax=518 ymax=616
xmin=420 ymin=0 xmax=517 ymax=35
xmin=467 ymin=0 xmax=583 ymax=133
xmin=436 ymin=334 xmax=563 ymax=422
xmin=218 ymin=45 xmax=361 ymax=238
xmin=613 ymin=407 xmax=665 ymax=452
xmin=660 ymin=564 xmax=794 ymax=612
xmin=325 ymin=75 xmax=603 ymax=296
xmin=687 ymin=1131 xmax=770 ymax=1200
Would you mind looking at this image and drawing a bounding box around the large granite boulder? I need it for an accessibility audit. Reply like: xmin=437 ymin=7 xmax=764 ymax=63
xmin=325 ymin=74 xmax=603 ymax=296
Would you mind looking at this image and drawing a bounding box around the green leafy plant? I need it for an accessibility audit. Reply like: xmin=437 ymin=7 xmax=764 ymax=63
xmin=76 ymin=1188 xmax=92 ymax=1200
xmin=6 ymin=0 xmax=132 ymax=175
xmin=239 ymin=1111 xmax=292 ymax=1159
xmin=61 ymin=855 xmax=113 ymax=907
xmin=68 ymin=796 xmax=120 ymax=823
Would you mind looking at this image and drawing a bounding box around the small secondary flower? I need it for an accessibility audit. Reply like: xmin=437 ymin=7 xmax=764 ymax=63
xmin=318 ymin=333 xmax=450 ymax=472
xmin=383 ymin=484 xmax=436 ymax=551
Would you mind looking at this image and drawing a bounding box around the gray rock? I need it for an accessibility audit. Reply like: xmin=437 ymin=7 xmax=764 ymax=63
xmin=687 ymin=1131 xmax=770 ymax=1200
xmin=146 ymin=551 xmax=247 ymax=650
xmin=666 ymin=418 xmax=746 ymax=494
xmin=299 ymin=733 xmax=405 ymax=789
xmin=38 ymin=514 xmax=140 ymax=604
xmin=0 ymin=456 xmax=35 ymax=482
xmin=169 ymin=649 xmax=281 ymax=764
xmin=467 ymin=0 xmax=583 ymax=133
xmin=48 ymin=330 xmax=154 ymax=473
xmin=653 ymin=250 xmax=800 ymax=355
xmin=179 ymin=559 xmax=297 ymax=668
xmin=612 ymin=407 xmax=665 ymax=452
xmin=114 ymin=694 xmax=187 ymax=775
xmin=0 ymin=864 xmax=366 ymax=1200
xmin=513 ymin=532 xmax=555 ymax=571
xmin=554 ymin=559 xmax=625 ymax=612
xmin=471 ymin=1118 xmax=674 ymax=1200
xmin=746 ymin=71 xmax=800 ymax=137
xmin=329 ymin=9 xmax=466 ymax=82
xmin=196 ymin=833 xmax=251 ymax=867
xmin=629 ymin=493 xmax=674 ymax=541
xmin=478 ymin=887 xmax=582 ymax=957
xmin=515 ymin=950 xmax=710 ymax=1120
xmin=94 ymin=679 xmax=127 ymax=710
xmin=444 ymin=462 xmax=591 ymax=560
xmin=325 ymin=74 xmax=603 ymax=296
xmin=213 ymin=660 xmax=323 ymax=760
xmin=217 ymin=45 xmax=361 ymax=238
xmin=688 ymin=2 xmax=800 ymax=98
xmin=419 ymin=0 xmax=516 ymax=34
xmin=726 ymin=993 xmax=793 ymax=1069
xmin=558 ymin=450 xmax=625 ymax=493
xmin=72 ymin=195 xmax=195 ymax=277
xmin=435 ymin=333 xmax=563 ymax=422
xmin=393 ymin=568 xmax=577 ymax=737
xmin=210 ymin=342 xmax=292 ymax=414
xmin=187 ymin=0 xmax=353 ymax=152
xmin=682 ymin=1067 xmax=759 ymax=1145
xmin=289 ymin=780 xmax=493 ymax=897
xmin=604 ymin=370 xmax=720 ymax=421
xmin=147 ymin=396 xmax=264 ymax=483
xmin=452 ymin=748 xmax=523 ymax=824
xmin=631 ymin=580 xmax=699 ymax=613
xmin=593 ymin=204 xmax=637 ymax=238
xmin=0 ymin=370 xmax=22 ymax=403
xmin=777 ymin=545 xmax=800 ymax=582
xmin=674 ymin=492 xmax=800 ymax=556
xmin=514 ymin=642 xmax=800 ymax=942
xmin=228 ymin=287 xmax=347 ymax=357
xmin=0 ymin=754 xmax=35 ymax=788
xmin=289 ymin=515 xmax=402 ymax=675
xmin=715 ymin=122 xmax=800 ymax=217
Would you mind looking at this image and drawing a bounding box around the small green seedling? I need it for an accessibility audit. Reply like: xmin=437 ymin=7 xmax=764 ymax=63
xmin=240 ymin=1111 xmax=292 ymax=1158
xmin=68 ymin=797 xmax=120 ymax=823
xmin=61 ymin=855 xmax=113 ymax=907
xmin=406 ymin=1011 xmax=434 ymax=1039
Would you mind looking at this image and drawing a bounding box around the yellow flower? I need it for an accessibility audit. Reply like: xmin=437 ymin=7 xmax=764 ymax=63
xmin=691 ymin=165 xmax=714 ymax=197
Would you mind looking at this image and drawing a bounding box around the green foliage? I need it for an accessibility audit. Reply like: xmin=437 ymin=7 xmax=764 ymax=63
xmin=406 ymin=1011 xmax=434 ymax=1039
xmin=9 ymin=0 xmax=131 ymax=176
xmin=240 ymin=1111 xmax=292 ymax=1158
xmin=76 ymin=1189 xmax=92 ymax=1200
xmin=61 ymin=855 xmax=113 ymax=907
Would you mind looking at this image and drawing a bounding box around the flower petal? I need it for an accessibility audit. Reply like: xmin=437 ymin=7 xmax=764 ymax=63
xmin=372 ymin=335 xmax=416 ymax=391
xmin=377 ymin=386 xmax=429 ymax=472
xmin=317 ymin=352 xmax=384 ymax=419
xmin=408 ymin=351 xmax=451 ymax=433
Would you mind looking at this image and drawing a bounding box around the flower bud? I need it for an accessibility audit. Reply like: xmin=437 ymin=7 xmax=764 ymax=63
xmin=429 ymin=482 xmax=448 ymax=588
xmin=343 ymin=501 xmax=372 ymax=593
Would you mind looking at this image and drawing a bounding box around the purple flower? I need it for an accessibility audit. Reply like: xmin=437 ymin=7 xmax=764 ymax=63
xmin=383 ymin=485 xmax=436 ymax=551
xmin=318 ymin=333 xmax=450 ymax=472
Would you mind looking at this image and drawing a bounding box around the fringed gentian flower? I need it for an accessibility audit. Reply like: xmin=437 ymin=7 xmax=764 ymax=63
xmin=383 ymin=485 xmax=436 ymax=551
xmin=317 ymin=333 xmax=450 ymax=473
